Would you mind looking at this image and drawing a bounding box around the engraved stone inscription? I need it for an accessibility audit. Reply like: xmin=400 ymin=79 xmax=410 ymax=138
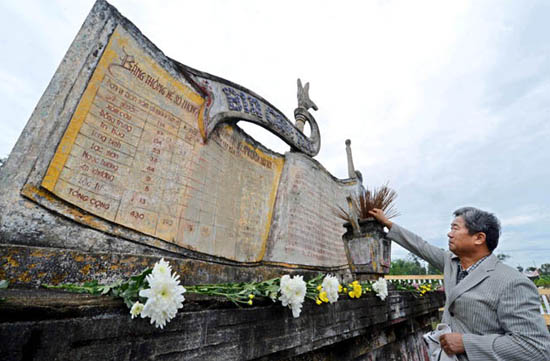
xmin=41 ymin=26 xmax=283 ymax=262
xmin=265 ymin=154 xmax=357 ymax=267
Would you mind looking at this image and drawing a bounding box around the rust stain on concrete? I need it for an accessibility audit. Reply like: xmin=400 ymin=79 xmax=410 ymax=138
xmin=81 ymin=264 xmax=92 ymax=275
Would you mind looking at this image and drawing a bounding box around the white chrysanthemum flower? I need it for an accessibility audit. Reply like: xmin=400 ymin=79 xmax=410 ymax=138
xmin=279 ymin=275 xmax=306 ymax=318
xmin=138 ymin=259 xmax=186 ymax=328
xmin=290 ymin=302 xmax=303 ymax=318
xmin=279 ymin=275 xmax=291 ymax=299
xmin=130 ymin=301 xmax=144 ymax=319
xmin=321 ymin=274 xmax=340 ymax=304
xmin=151 ymin=258 xmax=172 ymax=278
xmin=372 ymin=277 xmax=388 ymax=301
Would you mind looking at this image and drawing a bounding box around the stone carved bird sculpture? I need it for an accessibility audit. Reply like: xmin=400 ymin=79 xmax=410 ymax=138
xmin=297 ymin=79 xmax=318 ymax=111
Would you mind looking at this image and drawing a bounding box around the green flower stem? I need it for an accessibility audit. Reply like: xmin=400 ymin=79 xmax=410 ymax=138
xmin=185 ymin=277 xmax=281 ymax=306
xmin=42 ymin=273 xmax=442 ymax=309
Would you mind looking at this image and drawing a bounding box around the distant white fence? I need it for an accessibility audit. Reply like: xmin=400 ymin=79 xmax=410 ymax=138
xmin=385 ymin=275 xmax=550 ymax=325
xmin=385 ymin=274 xmax=444 ymax=285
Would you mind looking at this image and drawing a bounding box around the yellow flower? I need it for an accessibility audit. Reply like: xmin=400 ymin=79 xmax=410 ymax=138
xmin=319 ymin=291 xmax=329 ymax=303
xmin=317 ymin=285 xmax=322 ymax=291
xmin=248 ymin=299 xmax=253 ymax=305
xmin=348 ymin=282 xmax=362 ymax=298
xmin=248 ymin=294 xmax=255 ymax=299
xmin=338 ymin=284 xmax=343 ymax=293
xmin=316 ymin=298 xmax=322 ymax=305
xmin=344 ymin=287 xmax=348 ymax=292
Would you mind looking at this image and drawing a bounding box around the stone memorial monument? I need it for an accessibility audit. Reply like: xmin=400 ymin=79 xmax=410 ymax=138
xmin=0 ymin=2 xmax=444 ymax=360
xmin=0 ymin=0 xmax=381 ymax=285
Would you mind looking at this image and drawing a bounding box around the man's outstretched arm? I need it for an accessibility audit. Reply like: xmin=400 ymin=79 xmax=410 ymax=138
xmin=369 ymin=208 xmax=446 ymax=271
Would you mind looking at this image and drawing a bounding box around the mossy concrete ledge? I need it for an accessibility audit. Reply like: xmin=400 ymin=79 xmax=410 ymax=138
xmin=0 ymin=288 xmax=444 ymax=361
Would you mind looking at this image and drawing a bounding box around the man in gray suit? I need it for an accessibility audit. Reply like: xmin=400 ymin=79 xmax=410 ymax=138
xmin=369 ymin=206 xmax=550 ymax=361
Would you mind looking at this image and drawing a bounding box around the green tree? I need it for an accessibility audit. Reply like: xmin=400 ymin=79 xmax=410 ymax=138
xmin=427 ymin=262 xmax=442 ymax=275
xmin=496 ymin=253 xmax=510 ymax=262
xmin=389 ymin=253 xmax=427 ymax=275
xmin=540 ymin=263 xmax=550 ymax=275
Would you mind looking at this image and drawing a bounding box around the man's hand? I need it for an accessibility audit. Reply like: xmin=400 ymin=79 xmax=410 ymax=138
xmin=368 ymin=208 xmax=393 ymax=229
xmin=439 ymin=333 xmax=465 ymax=355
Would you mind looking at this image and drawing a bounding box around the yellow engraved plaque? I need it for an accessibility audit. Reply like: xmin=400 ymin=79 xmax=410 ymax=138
xmin=42 ymin=26 xmax=283 ymax=262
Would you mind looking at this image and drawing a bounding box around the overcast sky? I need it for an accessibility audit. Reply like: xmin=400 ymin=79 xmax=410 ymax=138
xmin=1 ymin=1 xmax=549 ymax=269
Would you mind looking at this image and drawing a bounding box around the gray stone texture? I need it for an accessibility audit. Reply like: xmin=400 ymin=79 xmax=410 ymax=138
xmin=0 ymin=288 xmax=444 ymax=361
xmin=265 ymin=152 xmax=361 ymax=268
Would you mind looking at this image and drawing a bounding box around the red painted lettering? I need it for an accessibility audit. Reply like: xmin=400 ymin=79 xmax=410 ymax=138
xmin=82 ymin=150 xmax=98 ymax=163
xmin=130 ymin=210 xmax=144 ymax=220
xmin=109 ymin=138 xmax=121 ymax=149
xmin=100 ymin=158 xmax=118 ymax=172
xmin=111 ymin=127 xmax=125 ymax=138
xmin=91 ymin=129 xmax=107 ymax=143
xmin=92 ymin=167 xmax=115 ymax=182
xmin=106 ymin=150 xmax=119 ymax=159
xmin=68 ymin=187 xmax=89 ymax=202
xmin=90 ymin=198 xmax=110 ymax=210
xmin=90 ymin=143 xmax=102 ymax=153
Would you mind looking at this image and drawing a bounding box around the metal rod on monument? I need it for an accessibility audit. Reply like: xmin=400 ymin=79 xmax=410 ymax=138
xmin=345 ymin=139 xmax=357 ymax=179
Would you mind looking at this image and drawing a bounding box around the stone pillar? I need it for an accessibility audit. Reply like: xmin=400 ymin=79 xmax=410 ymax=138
xmin=345 ymin=139 xmax=356 ymax=179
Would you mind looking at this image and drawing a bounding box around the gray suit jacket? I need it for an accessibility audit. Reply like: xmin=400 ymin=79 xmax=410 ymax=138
xmin=387 ymin=223 xmax=550 ymax=361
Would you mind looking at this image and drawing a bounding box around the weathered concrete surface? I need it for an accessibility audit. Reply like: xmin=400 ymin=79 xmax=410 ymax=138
xmin=0 ymin=289 xmax=444 ymax=361
xmin=343 ymin=220 xmax=392 ymax=277
xmin=265 ymin=152 xmax=360 ymax=268
xmin=0 ymin=244 xmax=331 ymax=288
xmin=0 ymin=1 xmax=187 ymax=276
xmin=275 ymin=322 xmax=431 ymax=361
xmin=0 ymin=0 xmax=362 ymax=281
xmin=183 ymin=65 xmax=321 ymax=157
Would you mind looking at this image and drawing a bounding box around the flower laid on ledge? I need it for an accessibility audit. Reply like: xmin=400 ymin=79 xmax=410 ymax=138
xmin=418 ymin=283 xmax=433 ymax=296
xmin=279 ymin=275 xmax=306 ymax=318
xmin=130 ymin=301 xmax=144 ymax=319
xmin=135 ymin=258 xmax=186 ymax=328
xmin=348 ymin=280 xmax=362 ymax=298
xmin=43 ymin=258 xmax=441 ymax=328
xmin=320 ymin=274 xmax=340 ymax=304
xmin=372 ymin=277 xmax=388 ymax=301
xmin=392 ymin=280 xmax=443 ymax=296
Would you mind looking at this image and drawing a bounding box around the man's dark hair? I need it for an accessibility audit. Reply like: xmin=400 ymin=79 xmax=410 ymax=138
xmin=453 ymin=207 xmax=501 ymax=252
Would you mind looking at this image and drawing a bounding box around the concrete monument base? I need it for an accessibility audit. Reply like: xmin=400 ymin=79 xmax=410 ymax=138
xmin=0 ymin=288 xmax=444 ymax=361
